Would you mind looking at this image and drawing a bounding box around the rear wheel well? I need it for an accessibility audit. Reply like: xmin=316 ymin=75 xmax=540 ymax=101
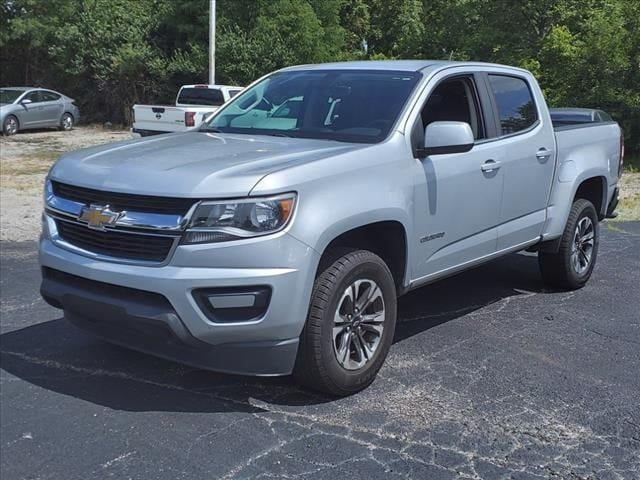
xmin=320 ymin=221 xmax=407 ymax=293
xmin=574 ymin=177 xmax=606 ymax=219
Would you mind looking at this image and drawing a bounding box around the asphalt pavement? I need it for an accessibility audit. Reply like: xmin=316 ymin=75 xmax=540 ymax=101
xmin=1 ymin=223 xmax=639 ymax=479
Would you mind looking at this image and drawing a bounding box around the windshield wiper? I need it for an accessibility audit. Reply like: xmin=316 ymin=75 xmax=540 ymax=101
xmin=200 ymin=127 xmax=222 ymax=133
xmin=263 ymin=132 xmax=294 ymax=138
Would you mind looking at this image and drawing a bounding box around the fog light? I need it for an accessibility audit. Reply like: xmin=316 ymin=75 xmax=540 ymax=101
xmin=192 ymin=286 xmax=271 ymax=323
xmin=208 ymin=294 xmax=256 ymax=309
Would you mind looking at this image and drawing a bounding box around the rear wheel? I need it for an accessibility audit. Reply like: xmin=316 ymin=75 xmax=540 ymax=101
xmin=538 ymin=199 xmax=599 ymax=289
xmin=3 ymin=115 xmax=19 ymax=136
xmin=59 ymin=113 xmax=74 ymax=131
xmin=293 ymin=249 xmax=397 ymax=396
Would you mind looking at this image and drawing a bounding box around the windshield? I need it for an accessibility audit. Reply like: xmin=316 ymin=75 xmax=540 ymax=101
xmin=0 ymin=89 xmax=24 ymax=104
xmin=203 ymin=70 xmax=421 ymax=143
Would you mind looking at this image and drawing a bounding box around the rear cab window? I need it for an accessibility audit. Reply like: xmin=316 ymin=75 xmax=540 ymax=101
xmin=177 ymin=88 xmax=225 ymax=106
xmin=488 ymin=75 xmax=538 ymax=136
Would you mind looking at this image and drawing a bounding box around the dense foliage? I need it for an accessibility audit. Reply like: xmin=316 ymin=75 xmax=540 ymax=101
xmin=1 ymin=0 xmax=638 ymax=152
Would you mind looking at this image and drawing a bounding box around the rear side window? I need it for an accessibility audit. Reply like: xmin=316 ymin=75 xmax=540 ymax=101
xmin=488 ymin=75 xmax=537 ymax=135
xmin=41 ymin=91 xmax=61 ymax=101
xmin=228 ymin=89 xmax=242 ymax=98
xmin=177 ymin=88 xmax=224 ymax=106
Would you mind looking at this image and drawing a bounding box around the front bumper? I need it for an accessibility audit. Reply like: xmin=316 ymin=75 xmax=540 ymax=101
xmin=39 ymin=230 xmax=320 ymax=376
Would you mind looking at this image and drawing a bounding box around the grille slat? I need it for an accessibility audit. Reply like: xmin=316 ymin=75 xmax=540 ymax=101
xmin=56 ymin=219 xmax=175 ymax=262
xmin=52 ymin=181 xmax=196 ymax=216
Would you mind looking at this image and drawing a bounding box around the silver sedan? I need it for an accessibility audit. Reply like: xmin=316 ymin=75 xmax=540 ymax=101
xmin=1 ymin=87 xmax=80 ymax=136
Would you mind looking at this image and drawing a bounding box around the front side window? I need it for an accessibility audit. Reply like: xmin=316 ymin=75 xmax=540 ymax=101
xmin=488 ymin=75 xmax=537 ymax=135
xmin=24 ymin=91 xmax=43 ymax=103
xmin=203 ymin=70 xmax=422 ymax=143
xmin=177 ymin=88 xmax=225 ymax=106
xmin=420 ymin=77 xmax=485 ymax=140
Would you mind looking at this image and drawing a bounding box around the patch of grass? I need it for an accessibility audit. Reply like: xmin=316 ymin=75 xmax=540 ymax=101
xmin=624 ymin=154 xmax=640 ymax=173
xmin=613 ymin=193 xmax=640 ymax=222
xmin=0 ymin=150 xmax=59 ymax=177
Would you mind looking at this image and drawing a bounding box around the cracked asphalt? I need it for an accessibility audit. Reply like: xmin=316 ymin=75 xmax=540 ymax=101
xmin=1 ymin=222 xmax=639 ymax=479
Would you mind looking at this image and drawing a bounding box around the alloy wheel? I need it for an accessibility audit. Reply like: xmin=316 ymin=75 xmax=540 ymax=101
xmin=5 ymin=117 xmax=18 ymax=135
xmin=332 ymin=278 xmax=385 ymax=370
xmin=571 ymin=216 xmax=595 ymax=275
xmin=62 ymin=115 xmax=73 ymax=130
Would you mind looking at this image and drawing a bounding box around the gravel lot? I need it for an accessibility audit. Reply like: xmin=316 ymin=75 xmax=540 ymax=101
xmin=1 ymin=224 xmax=639 ymax=479
xmin=0 ymin=127 xmax=129 ymax=241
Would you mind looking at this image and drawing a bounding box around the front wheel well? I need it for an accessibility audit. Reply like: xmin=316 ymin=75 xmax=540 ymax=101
xmin=319 ymin=221 xmax=408 ymax=293
xmin=4 ymin=114 xmax=19 ymax=126
xmin=574 ymin=177 xmax=606 ymax=220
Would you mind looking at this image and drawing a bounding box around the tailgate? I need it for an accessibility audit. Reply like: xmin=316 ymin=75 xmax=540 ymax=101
xmin=132 ymin=105 xmax=187 ymax=133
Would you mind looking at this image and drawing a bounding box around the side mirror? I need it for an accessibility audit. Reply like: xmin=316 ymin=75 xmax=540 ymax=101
xmin=20 ymin=98 xmax=32 ymax=105
xmin=416 ymin=121 xmax=474 ymax=157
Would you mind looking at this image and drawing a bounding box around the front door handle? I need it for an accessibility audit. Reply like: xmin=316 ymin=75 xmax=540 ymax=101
xmin=481 ymin=159 xmax=501 ymax=172
xmin=536 ymin=148 xmax=552 ymax=161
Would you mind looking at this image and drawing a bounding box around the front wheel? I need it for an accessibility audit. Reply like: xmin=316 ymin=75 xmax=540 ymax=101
xmin=59 ymin=113 xmax=74 ymax=131
xmin=293 ymin=249 xmax=397 ymax=396
xmin=538 ymin=199 xmax=599 ymax=290
xmin=3 ymin=115 xmax=19 ymax=136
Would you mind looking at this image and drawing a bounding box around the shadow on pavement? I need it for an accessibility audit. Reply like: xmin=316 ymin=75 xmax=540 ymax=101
xmin=0 ymin=251 xmax=546 ymax=412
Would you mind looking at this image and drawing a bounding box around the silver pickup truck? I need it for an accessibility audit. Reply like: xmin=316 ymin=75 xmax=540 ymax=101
xmin=40 ymin=61 xmax=623 ymax=395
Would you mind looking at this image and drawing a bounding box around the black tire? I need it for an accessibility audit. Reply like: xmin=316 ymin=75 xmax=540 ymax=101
xmin=293 ymin=249 xmax=397 ymax=396
xmin=3 ymin=115 xmax=19 ymax=136
xmin=59 ymin=112 xmax=74 ymax=131
xmin=538 ymin=199 xmax=599 ymax=290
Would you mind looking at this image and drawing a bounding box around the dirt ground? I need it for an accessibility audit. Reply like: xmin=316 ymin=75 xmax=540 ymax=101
xmin=0 ymin=127 xmax=130 ymax=241
xmin=0 ymin=126 xmax=639 ymax=241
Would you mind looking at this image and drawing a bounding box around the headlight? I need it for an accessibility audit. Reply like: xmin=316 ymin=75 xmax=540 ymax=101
xmin=182 ymin=193 xmax=296 ymax=244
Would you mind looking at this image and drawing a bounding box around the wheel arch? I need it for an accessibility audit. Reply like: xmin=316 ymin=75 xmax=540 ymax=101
xmin=573 ymin=175 xmax=607 ymax=220
xmin=314 ymin=219 xmax=409 ymax=294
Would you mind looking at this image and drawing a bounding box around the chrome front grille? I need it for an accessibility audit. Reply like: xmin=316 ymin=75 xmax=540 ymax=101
xmin=45 ymin=180 xmax=195 ymax=264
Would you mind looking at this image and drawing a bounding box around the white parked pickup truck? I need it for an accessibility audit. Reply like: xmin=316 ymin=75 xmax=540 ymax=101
xmin=131 ymin=84 xmax=242 ymax=137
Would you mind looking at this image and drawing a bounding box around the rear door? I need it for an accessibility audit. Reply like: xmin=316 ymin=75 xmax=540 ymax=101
xmin=39 ymin=91 xmax=64 ymax=126
xmin=485 ymin=74 xmax=556 ymax=249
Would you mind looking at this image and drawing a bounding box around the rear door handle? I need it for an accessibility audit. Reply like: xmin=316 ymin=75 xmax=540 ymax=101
xmin=481 ymin=159 xmax=501 ymax=172
xmin=536 ymin=148 xmax=552 ymax=160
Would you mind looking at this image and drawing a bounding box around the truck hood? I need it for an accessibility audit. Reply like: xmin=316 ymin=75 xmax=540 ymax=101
xmin=49 ymin=132 xmax=366 ymax=197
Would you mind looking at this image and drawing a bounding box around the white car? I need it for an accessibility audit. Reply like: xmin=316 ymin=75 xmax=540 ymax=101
xmin=132 ymin=84 xmax=242 ymax=137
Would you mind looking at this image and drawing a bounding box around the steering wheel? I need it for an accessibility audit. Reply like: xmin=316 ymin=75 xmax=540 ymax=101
xmin=236 ymin=92 xmax=272 ymax=113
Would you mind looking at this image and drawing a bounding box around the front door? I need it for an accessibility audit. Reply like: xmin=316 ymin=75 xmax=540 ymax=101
xmin=19 ymin=91 xmax=46 ymax=127
xmin=412 ymin=76 xmax=504 ymax=281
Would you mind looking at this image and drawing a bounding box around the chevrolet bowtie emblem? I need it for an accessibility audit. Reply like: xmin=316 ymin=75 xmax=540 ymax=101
xmin=78 ymin=204 xmax=123 ymax=231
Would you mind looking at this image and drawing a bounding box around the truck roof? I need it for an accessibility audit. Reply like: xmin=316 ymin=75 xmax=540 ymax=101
xmin=280 ymin=60 xmax=529 ymax=74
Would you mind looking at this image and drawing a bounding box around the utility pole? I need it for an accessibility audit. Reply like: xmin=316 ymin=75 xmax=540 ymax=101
xmin=209 ymin=0 xmax=216 ymax=84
